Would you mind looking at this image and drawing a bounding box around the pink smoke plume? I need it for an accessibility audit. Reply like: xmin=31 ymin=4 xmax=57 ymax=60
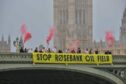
xmin=105 ymin=31 xmax=115 ymax=48
xmin=20 ymin=23 xmax=32 ymax=43
xmin=20 ymin=23 xmax=27 ymax=35
xmin=24 ymin=32 xmax=32 ymax=43
xmin=67 ymin=39 xmax=80 ymax=51
xmin=46 ymin=26 xmax=56 ymax=45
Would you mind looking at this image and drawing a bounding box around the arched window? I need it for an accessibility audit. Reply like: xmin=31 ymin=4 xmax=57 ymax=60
xmin=75 ymin=0 xmax=85 ymax=24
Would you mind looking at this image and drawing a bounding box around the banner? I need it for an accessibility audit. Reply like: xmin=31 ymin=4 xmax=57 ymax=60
xmin=32 ymin=53 xmax=112 ymax=64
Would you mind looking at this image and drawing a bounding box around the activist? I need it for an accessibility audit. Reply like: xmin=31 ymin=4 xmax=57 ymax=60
xmin=58 ymin=50 xmax=63 ymax=53
xmin=94 ymin=49 xmax=99 ymax=54
xmin=20 ymin=47 xmax=24 ymax=53
xmin=52 ymin=46 xmax=57 ymax=53
xmin=47 ymin=48 xmax=52 ymax=53
xmin=71 ymin=49 xmax=76 ymax=53
xmin=65 ymin=49 xmax=70 ymax=53
xmin=24 ymin=48 xmax=28 ymax=53
xmin=109 ymin=51 xmax=112 ymax=54
xmin=105 ymin=50 xmax=112 ymax=54
xmin=89 ymin=49 xmax=93 ymax=54
xmin=34 ymin=47 xmax=38 ymax=52
xmin=39 ymin=48 xmax=43 ymax=52
xmin=42 ymin=47 xmax=47 ymax=53
xmin=84 ymin=48 xmax=89 ymax=54
xmin=77 ymin=47 xmax=81 ymax=53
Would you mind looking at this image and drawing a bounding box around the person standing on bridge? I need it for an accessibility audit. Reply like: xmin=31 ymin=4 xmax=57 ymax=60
xmin=77 ymin=48 xmax=81 ymax=53
xmin=24 ymin=48 xmax=28 ymax=53
xmin=94 ymin=49 xmax=99 ymax=54
xmin=65 ymin=49 xmax=70 ymax=53
xmin=71 ymin=49 xmax=76 ymax=53
xmin=20 ymin=47 xmax=24 ymax=53
xmin=34 ymin=47 xmax=38 ymax=52
xmin=105 ymin=50 xmax=112 ymax=54
xmin=84 ymin=48 xmax=89 ymax=54
xmin=89 ymin=49 xmax=93 ymax=54
xmin=52 ymin=46 xmax=57 ymax=53
xmin=47 ymin=48 xmax=52 ymax=53
xmin=58 ymin=50 xmax=63 ymax=53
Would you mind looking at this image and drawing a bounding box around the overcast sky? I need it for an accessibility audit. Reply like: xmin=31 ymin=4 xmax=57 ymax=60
xmin=0 ymin=0 xmax=126 ymax=51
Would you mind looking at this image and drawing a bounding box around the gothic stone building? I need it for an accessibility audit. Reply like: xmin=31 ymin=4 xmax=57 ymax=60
xmin=0 ymin=35 xmax=11 ymax=53
xmin=120 ymin=8 xmax=126 ymax=48
xmin=54 ymin=0 xmax=93 ymax=50
xmin=53 ymin=0 xmax=126 ymax=55
xmin=94 ymin=8 xmax=126 ymax=55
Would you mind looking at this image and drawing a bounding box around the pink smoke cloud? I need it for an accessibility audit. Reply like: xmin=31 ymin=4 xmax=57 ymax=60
xmin=46 ymin=26 xmax=56 ymax=45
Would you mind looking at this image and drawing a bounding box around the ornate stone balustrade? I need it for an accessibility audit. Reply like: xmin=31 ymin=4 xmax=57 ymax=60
xmin=0 ymin=53 xmax=32 ymax=64
xmin=113 ymin=55 xmax=126 ymax=64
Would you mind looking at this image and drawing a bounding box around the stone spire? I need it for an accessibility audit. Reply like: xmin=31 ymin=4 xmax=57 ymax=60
xmin=93 ymin=40 xmax=96 ymax=48
xmin=123 ymin=8 xmax=126 ymax=17
xmin=19 ymin=35 xmax=24 ymax=48
xmin=1 ymin=35 xmax=4 ymax=42
xmin=120 ymin=8 xmax=126 ymax=48
xmin=8 ymin=35 xmax=11 ymax=46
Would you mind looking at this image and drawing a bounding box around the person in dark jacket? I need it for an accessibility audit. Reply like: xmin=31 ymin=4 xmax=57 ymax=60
xmin=77 ymin=48 xmax=81 ymax=53
xmin=20 ymin=47 xmax=24 ymax=53
xmin=58 ymin=50 xmax=62 ymax=53
xmin=24 ymin=48 xmax=28 ymax=53
xmin=89 ymin=49 xmax=93 ymax=54
xmin=71 ymin=49 xmax=76 ymax=53
xmin=105 ymin=50 xmax=112 ymax=54
xmin=95 ymin=49 xmax=99 ymax=54
xmin=47 ymin=48 xmax=51 ymax=53
xmin=34 ymin=47 xmax=38 ymax=52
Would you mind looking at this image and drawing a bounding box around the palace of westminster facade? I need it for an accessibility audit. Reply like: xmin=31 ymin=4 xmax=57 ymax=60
xmin=0 ymin=35 xmax=11 ymax=53
xmin=54 ymin=0 xmax=126 ymax=55
xmin=93 ymin=8 xmax=126 ymax=55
